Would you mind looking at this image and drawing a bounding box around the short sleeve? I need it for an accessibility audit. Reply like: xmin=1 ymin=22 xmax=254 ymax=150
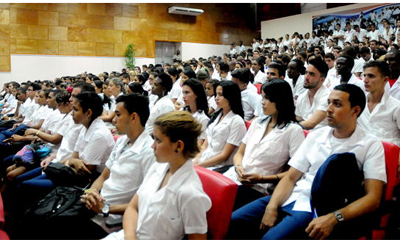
xmin=226 ymin=116 xmax=246 ymax=146
xmin=363 ymin=140 xmax=386 ymax=182
xmin=180 ymin=190 xmax=211 ymax=234
xmin=287 ymin=124 xmax=306 ymax=158
xmin=288 ymin=134 xmax=313 ymax=173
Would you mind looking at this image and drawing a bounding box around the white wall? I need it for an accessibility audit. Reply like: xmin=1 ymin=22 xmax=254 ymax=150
xmin=261 ymin=3 xmax=379 ymax=40
xmin=181 ymin=42 xmax=230 ymax=60
xmin=0 ymin=55 xmax=155 ymax=83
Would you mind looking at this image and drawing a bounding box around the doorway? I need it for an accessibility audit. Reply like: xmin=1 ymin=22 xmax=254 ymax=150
xmin=155 ymin=41 xmax=181 ymax=65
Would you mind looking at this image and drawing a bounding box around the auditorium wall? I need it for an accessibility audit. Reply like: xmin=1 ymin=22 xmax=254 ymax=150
xmin=0 ymin=3 xmax=257 ymax=81
xmin=261 ymin=3 xmax=378 ymax=40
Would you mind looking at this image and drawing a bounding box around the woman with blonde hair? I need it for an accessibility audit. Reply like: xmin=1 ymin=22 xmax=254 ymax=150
xmin=104 ymin=111 xmax=211 ymax=240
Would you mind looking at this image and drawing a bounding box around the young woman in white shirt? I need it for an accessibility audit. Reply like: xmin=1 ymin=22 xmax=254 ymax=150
xmin=99 ymin=78 xmax=124 ymax=123
xmin=182 ymin=79 xmax=210 ymax=147
xmin=194 ymin=81 xmax=246 ymax=173
xmin=205 ymin=80 xmax=219 ymax=115
xmin=252 ymin=58 xmax=267 ymax=84
xmin=105 ymin=111 xmax=211 ymax=240
xmin=223 ymin=79 xmax=305 ymax=209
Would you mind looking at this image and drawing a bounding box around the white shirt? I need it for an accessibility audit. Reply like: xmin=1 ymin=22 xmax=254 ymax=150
xmin=241 ymin=88 xmax=262 ymax=121
xmin=333 ymin=29 xmax=345 ymax=47
xmin=230 ymin=48 xmax=237 ymax=55
xmin=41 ymin=109 xmax=63 ymax=133
xmin=247 ymin=82 xmax=258 ymax=94
xmin=388 ymin=76 xmax=400 ymax=101
xmin=253 ymin=71 xmax=266 ymax=84
xmin=344 ymin=29 xmax=356 ymax=42
xmin=239 ymin=45 xmax=246 ymax=53
xmin=74 ymin=118 xmax=115 ymax=173
xmin=328 ymin=73 xmax=365 ymax=93
xmin=92 ymin=132 xmax=156 ymax=233
xmin=192 ymin=111 xmax=209 ymax=140
xmin=104 ymin=161 xmax=211 ymax=240
xmin=295 ymin=85 xmax=331 ymax=130
xmin=21 ymin=99 xmax=39 ymax=123
xmin=170 ymin=80 xmax=181 ymax=100
xmin=23 ymin=105 xmax=51 ymax=126
xmin=283 ymin=126 xmax=386 ymax=212
xmin=199 ymin=110 xmax=246 ymax=169
xmin=358 ymin=91 xmax=400 ymax=146
xmin=53 ymin=112 xmax=83 ymax=163
xmin=368 ymin=30 xmax=379 ymax=41
xmin=145 ymin=95 xmax=175 ymax=134
xmin=224 ymin=118 xmax=305 ymax=194
xmin=287 ymin=75 xmax=306 ymax=100
xmin=355 ymin=28 xmax=368 ymax=42
xmin=207 ymin=96 xmax=218 ymax=112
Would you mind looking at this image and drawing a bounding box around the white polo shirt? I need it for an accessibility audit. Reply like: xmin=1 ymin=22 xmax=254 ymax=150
xmin=328 ymin=74 xmax=365 ymax=93
xmin=283 ymin=126 xmax=386 ymax=212
xmin=199 ymin=110 xmax=246 ymax=169
xmin=170 ymin=80 xmax=182 ymax=100
xmin=358 ymin=91 xmax=400 ymax=146
xmin=92 ymin=132 xmax=156 ymax=233
xmin=387 ymin=76 xmax=400 ymax=101
xmin=207 ymin=96 xmax=218 ymax=112
xmin=254 ymin=71 xmax=266 ymax=84
xmin=104 ymin=161 xmax=211 ymax=240
xmin=287 ymin=75 xmax=306 ymax=100
xmin=192 ymin=111 xmax=209 ymax=140
xmin=74 ymin=118 xmax=115 ymax=173
xmin=53 ymin=112 xmax=83 ymax=163
xmin=145 ymin=95 xmax=175 ymax=135
xmin=224 ymin=117 xmax=305 ymax=194
xmin=241 ymin=88 xmax=262 ymax=121
xmin=295 ymin=85 xmax=331 ymax=130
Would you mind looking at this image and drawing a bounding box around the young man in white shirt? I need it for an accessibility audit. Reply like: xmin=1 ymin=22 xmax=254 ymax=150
xmin=358 ymin=61 xmax=400 ymax=147
xmin=31 ymin=94 xmax=157 ymax=239
xmin=328 ymin=55 xmax=365 ymax=92
xmin=228 ymin=83 xmax=386 ymax=240
xmin=385 ymin=50 xmax=400 ymax=100
xmin=231 ymin=68 xmax=262 ymax=121
xmin=296 ymin=58 xmax=331 ymax=130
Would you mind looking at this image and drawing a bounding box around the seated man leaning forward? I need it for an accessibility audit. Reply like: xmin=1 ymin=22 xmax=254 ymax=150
xmin=227 ymin=84 xmax=386 ymax=240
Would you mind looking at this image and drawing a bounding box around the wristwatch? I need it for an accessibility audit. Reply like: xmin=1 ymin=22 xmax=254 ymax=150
xmin=333 ymin=211 xmax=344 ymax=222
xmin=102 ymin=203 xmax=110 ymax=217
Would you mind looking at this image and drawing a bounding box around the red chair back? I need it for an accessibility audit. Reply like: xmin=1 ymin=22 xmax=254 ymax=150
xmin=195 ymin=166 xmax=237 ymax=239
xmin=254 ymin=84 xmax=262 ymax=95
xmin=303 ymin=130 xmax=309 ymax=137
xmin=245 ymin=121 xmax=252 ymax=130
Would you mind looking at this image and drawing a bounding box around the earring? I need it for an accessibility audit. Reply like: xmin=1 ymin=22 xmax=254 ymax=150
xmin=175 ymin=149 xmax=179 ymax=153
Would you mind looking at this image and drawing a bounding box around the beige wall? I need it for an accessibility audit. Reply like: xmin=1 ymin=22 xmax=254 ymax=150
xmin=0 ymin=3 xmax=257 ymax=72
xmin=261 ymin=3 xmax=381 ymax=40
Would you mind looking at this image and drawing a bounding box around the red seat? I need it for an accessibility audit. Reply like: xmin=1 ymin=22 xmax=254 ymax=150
xmin=254 ymin=84 xmax=262 ymax=95
xmin=361 ymin=141 xmax=400 ymax=239
xmin=0 ymin=193 xmax=9 ymax=240
xmin=303 ymin=130 xmax=309 ymax=137
xmin=245 ymin=120 xmax=252 ymax=130
xmin=195 ymin=166 xmax=237 ymax=240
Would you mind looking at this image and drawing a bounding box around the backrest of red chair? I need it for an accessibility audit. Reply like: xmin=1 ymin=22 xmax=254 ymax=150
xmin=245 ymin=120 xmax=252 ymax=130
xmin=195 ymin=166 xmax=238 ymax=240
xmin=382 ymin=141 xmax=400 ymax=201
xmin=303 ymin=130 xmax=309 ymax=137
xmin=0 ymin=193 xmax=4 ymax=228
xmin=255 ymin=84 xmax=262 ymax=95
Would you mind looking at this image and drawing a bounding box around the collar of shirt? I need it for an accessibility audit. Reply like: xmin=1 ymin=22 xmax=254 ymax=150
xmin=314 ymin=126 xmax=365 ymax=149
xmin=154 ymin=160 xmax=194 ymax=193
xmin=83 ymin=118 xmax=106 ymax=142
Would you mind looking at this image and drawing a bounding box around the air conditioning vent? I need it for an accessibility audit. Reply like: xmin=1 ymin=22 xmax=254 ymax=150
xmin=168 ymin=6 xmax=204 ymax=16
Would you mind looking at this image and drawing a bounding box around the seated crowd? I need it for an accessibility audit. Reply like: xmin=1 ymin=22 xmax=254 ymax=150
xmin=1 ymin=22 xmax=400 ymax=239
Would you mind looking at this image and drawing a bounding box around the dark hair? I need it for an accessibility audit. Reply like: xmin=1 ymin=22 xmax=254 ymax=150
xmin=324 ymin=52 xmax=335 ymax=60
xmin=206 ymin=79 xmax=220 ymax=97
xmin=363 ymin=61 xmax=390 ymax=77
xmin=120 ymin=72 xmax=130 ymax=79
xmin=261 ymin=79 xmax=297 ymax=128
xmin=55 ymin=90 xmax=71 ymax=104
xmin=289 ymin=59 xmax=306 ymax=75
xmin=219 ymin=63 xmax=230 ymax=73
xmin=183 ymin=68 xmax=197 ymax=79
xmin=333 ymin=84 xmax=366 ymax=117
xmin=74 ymin=92 xmax=104 ymax=124
xmin=72 ymin=82 xmax=95 ymax=92
xmin=337 ymin=55 xmax=355 ymax=71
xmin=29 ymin=82 xmax=41 ymax=91
xmin=167 ymin=67 xmax=179 ymax=80
xmin=308 ymin=58 xmax=329 ymax=78
xmin=269 ymin=62 xmax=286 ymax=78
xmin=116 ymin=93 xmax=150 ymax=127
xmin=158 ymin=72 xmax=173 ymax=92
xmin=93 ymin=80 xmax=103 ymax=91
xmin=231 ymin=68 xmax=252 ymax=84
xmin=360 ymin=47 xmax=371 ymax=55
xmin=135 ymin=74 xmax=145 ymax=85
xmin=208 ymin=81 xmax=244 ymax=126
xmin=128 ymin=82 xmax=148 ymax=96
xmin=254 ymin=57 xmax=265 ymax=73
xmin=182 ymin=79 xmax=209 ymax=115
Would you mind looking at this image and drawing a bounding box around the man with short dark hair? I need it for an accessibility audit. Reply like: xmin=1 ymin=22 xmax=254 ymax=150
xmin=384 ymin=50 xmax=400 ymax=100
xmin=295 ymin=58 xmax=331 ymax=130
xmin=328 ymin=55 xmax=365 ymax=92
xmin=228 ymin=83 xmax=386 ymax=240
xmin=358 ymin=61 xmax=400 ymax=147
xmin=266 ymin=62 xmax=285 ymax=81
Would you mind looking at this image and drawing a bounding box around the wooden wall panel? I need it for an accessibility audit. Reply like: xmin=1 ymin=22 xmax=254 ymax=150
xmin=0 ymin=3 xmax=258 ymax=71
